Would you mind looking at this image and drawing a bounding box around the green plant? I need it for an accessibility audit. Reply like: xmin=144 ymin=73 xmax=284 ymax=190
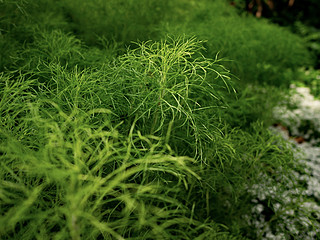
xmin=0 ymin=102 xmax=216 ymax=239
xmin=294 ymin=67 xmax=320 ymax=99
xmin=61 ymin=0 xmax=172 ymax=45
xmin=100 ymin=36 xmax=234 ymax=160
xmin=1 ymin=1 xmax=319 ymax=238
xmin=162 ymin=0 xmax=313 ymax=86
xmin=294 ymin=21 xmax=320 ymax=67
xmin=0 ymin=56 xmax=241 ymax=239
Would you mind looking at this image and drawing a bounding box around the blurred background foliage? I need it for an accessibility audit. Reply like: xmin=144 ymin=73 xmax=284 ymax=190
xmin=1 ymin=0 xmax=316 ymax=84
xmin=229 ymin=0 xmax=320 ymax=67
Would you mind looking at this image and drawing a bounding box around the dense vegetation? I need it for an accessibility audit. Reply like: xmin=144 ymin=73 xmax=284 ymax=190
xmin=0 ymin=0 xmax=319 ymax=239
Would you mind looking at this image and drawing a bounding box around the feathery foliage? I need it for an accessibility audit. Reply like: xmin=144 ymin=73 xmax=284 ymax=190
xmin=0 ymin=0 xmax=318 ymax=239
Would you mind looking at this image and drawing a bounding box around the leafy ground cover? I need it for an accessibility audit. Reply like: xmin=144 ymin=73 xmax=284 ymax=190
xmin=1 ymin=0 xmax=319 ymax=239
xmin=268 ymin=83 xmax=320 ymax=239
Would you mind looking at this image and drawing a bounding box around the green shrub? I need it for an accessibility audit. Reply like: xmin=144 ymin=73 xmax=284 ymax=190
xmin=0 ymin=0 xmax=70 ymax=71
xmin=99 ymin=36 xmax=234 ymax=159
xmin=162 ymin=0 xmax=313 ymax=86
xmin=62 ymin=0 xmax=171 ymax=45
xmin=1 ymin=1 xmax=317 ymax=238
xmin=220 ymin=84 xmax=286 ymax=128
xmin=1 ymin=35 xmax=307 ymax=238
xmin=295 ymin=67 xmax=320 ymax=98
xmin=0 ymin=53 xmax=230 ymax=238
xmin=0 ymin=103 xmax=226 ymax=239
